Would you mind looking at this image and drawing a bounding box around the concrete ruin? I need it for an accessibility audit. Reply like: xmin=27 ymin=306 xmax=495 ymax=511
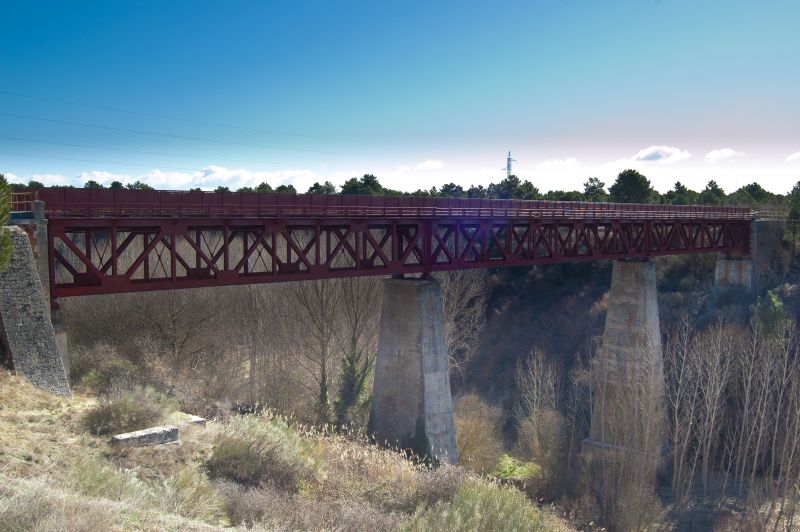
xmin=111 ymin=425 xmax=179 ymax=446
xmin=369 ymin=277 xmax=457 ymax=464
xmin=714 ymin=257 xmax=754 ymax=292
xmin=0 ymin=226 xmax=71 ymax=396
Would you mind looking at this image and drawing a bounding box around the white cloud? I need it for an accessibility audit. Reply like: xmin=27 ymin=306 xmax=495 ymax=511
xmin=397 ymin=160 xmax=445 ymax=172
xmin=141 ymin=166 xmax=322 ymax=191
xmin=787 ymin=151 xmax=800 ymax=163
xmin=537 ymin=157 xmax=578 ymax=169
xmin=413 ymin=160 xmax=444 ymax=170
xmin=77 ymin=170 xmax=132 ymax=185
xmin=13 ymin=166 xmax=326 ymax=191
xmin=704 ymin=148 xmax=745 ymax=164
xmin=29 ymin=174 xmax=71 ymax=186
xmin=632 ymin=145 xmax=691 ymax=164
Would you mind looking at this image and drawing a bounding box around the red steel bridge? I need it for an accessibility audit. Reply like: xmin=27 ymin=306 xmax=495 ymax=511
xmin=11 ymin=188 xmax=752 ymax=301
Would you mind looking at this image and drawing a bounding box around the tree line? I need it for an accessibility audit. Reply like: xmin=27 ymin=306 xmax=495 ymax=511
xmin=9 ymin=169 xmax=794 ymax=208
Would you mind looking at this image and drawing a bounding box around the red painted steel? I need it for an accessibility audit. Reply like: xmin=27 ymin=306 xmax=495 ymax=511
xmin=37 ymin=188 xmax=752 ymax=221
xmin=30 ymin=188 xmax=752 ymax=300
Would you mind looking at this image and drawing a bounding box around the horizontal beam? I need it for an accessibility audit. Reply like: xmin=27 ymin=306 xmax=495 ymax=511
xmin=47 ymin=217 xmax=750 ymax=299
xmin=37 ymin=188 xmax=753 ymax=222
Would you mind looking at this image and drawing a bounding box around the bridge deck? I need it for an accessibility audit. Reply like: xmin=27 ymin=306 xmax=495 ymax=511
xmin=11 ymin=188 xmax=753 ymax=300
xmin=33 ymin=188 xmax=752 ymax=221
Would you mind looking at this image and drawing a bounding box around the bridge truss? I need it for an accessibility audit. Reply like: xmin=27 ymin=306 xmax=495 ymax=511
xmin=24 ymin=188 xmax=752 ymax=299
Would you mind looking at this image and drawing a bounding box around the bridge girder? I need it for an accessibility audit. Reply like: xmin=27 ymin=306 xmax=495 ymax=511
xmin=47 ymin=216 xmax=749 ymax=299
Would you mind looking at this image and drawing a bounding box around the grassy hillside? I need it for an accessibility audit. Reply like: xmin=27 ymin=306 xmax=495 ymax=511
xmin=0 ymin=370 xmax=572 ymax=531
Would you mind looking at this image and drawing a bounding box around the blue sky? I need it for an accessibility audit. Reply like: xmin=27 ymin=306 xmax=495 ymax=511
xmin=2 ymin=0 xmax=799 ymax=193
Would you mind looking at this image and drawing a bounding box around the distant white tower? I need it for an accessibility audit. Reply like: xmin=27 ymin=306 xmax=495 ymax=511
xmin=503 ymin=150 xmax=517 ymax=178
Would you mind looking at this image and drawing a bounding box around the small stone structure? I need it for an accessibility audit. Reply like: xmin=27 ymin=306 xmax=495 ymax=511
xmin=714 ymin=257 xmax=754 ymax=292
xmin=713 ymin=219 xmax=783 ymax=294
xmin=0 ymin=226 xmax=70 ymax=396
xmin=369 ymin=277 xmax=457 ymax=464
xmin=111 ymin=425 xmax=179 ymax=446
xmin=186 ymin=414 xmax=206 ymax=426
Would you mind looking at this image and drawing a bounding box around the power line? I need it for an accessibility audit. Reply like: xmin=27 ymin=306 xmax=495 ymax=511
xmin=0 ymin=135 xmax=271 ymax=165
xmin=0 ymin=111 xmax=334 ymax=154
xmin=0 ymin=88 xmax=330 ymax=140
xmin=0 ymin=151 xmax=201 ymax=172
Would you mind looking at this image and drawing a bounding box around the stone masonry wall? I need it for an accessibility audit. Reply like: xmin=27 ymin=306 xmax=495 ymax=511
xmin=0 ymin=226 xmax=70 ymax=396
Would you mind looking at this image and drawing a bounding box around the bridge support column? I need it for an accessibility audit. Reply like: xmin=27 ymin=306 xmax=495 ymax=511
xmin=587 ymin=260 xmax=664 ymax=472
xmin=369 ymin=277 xmax=457 ymax=464
xmin=0 ymin=226 xmax=70 ymax=396
xmin=714 ymin=220 xmax=783 ymax=294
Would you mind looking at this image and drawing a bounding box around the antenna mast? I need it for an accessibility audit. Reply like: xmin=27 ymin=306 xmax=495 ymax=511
xmin=503 ymin=150 xmax=517 ymax=178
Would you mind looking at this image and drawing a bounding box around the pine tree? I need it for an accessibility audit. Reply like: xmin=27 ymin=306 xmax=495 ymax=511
xmin=0 ymin=174 xmax=12 ymax=272
xmin=609 ymin=169 xmax=654 ymax=203
xmin=788 ymin=181 xmax=800 ymax=259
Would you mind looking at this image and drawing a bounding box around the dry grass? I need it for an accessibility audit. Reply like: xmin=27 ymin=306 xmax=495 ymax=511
xmin=218 ymin=481 xmax=407 ymax=531
xmin=0 ymin=476 xmax=221 ymax=531
xmin=207 ymin=414 xmax=318 ymax=490
xmin=0 ymin=370 xmax=573 ymax=531
xmin=0 ymin=371 xmax=98 ymax=479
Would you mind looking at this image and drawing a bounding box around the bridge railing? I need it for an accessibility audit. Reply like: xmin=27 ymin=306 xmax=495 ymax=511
xmin=10 ymin=192 xmax=34 ymax=213
xmin=36 ymin=188 xmax=754 ymax=221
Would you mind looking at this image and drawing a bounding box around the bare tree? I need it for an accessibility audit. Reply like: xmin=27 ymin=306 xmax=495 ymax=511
xmin=514 ymin=348 xmax=559 ymax=426
xmin=694 ymin=321 xmax=735 ymax=494
xmin=588 ymin=333 xmax=665 ymax=531
xmin=287 ymin=279 xmax=341 ymax=420
xmin=333 ymin=276 xmax=382 ymax=427
xmin=334 ymin=277 xmax=382 ymax=365
xmin=514 ymin=349 xmax=567 ymax=496
xmin=132 ymin=289 xmax=219 ymax=378
xmin=664 ymin=318 xmax=701 ymax=501
xmin=436 ymin=269 xmax=488 ymax=378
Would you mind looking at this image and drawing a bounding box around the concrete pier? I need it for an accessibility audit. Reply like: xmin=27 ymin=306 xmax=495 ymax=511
xmin=369 ymin=278 xmax=457 ymax=464
xmin=589 ymin=260 xmax=664 ymax=450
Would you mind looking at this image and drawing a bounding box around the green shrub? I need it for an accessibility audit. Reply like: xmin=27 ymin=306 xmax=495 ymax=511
xmin=68 ymin=455 xmax=153 ymax=505
xmin=406 ymin=481 xmax=554 ymax=531
xmin=0 ymin=174 xmax=12 ymax=273
xmin=207 ymin=415 xmax=317 ymax=491
xmin=158 ymin=466 xmax=221 ymax=520
xmin=494 ymin=453 xmax=541 ymax=481
xmin=78 ymin=359 xmax=139 ymax=395
xmin=82 ymin=387 xmax=176 ymax=436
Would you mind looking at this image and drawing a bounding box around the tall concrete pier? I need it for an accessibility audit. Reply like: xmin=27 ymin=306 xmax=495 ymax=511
xmin=590 ymin=260 xmax=664 ymax=450
xmin=369 ymin=277 xmax=457 ymax=464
